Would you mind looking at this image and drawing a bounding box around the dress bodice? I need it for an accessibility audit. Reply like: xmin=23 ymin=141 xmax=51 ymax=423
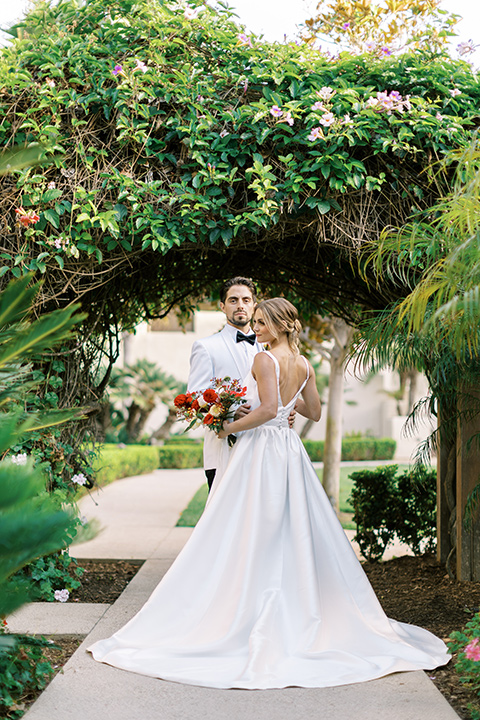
xmin=243 ymin=351 xmax=309 ymax=430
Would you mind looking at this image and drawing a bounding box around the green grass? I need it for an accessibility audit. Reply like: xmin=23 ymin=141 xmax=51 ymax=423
xmin=176 ymin=464 xmax=411 ymax=530
xmin=177 ymin=483 xmax=209 ymax=527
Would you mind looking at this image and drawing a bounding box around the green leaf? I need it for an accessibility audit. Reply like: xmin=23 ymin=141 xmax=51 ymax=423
xmin=43 ymin=209 xmax=60 ymax=228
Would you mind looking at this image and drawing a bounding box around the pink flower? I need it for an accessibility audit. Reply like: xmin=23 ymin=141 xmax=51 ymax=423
xmin=243 ymin=79 xmax=249 ymax=94
xmin=436 ymin=112 xmax=444 ymax=121
xmin=184 ymin=7 xmax=201 ymax=20
xmin=317 ymin=86 xmax=335 ymax=101
xmin=270 ymin=105 xmax=283 ymax=118
xmin=219 ymin=129 xmax=229 ymax=138
xmin=284 ymin=112 xmax=294 ymax=126
xmin=238 ymin=33 xmax=253 ymax=48
xmin=54 ymin=589 xmax=69 ymax=603
xmin=342 ymin=22 xmax=350 ymax=30
xmin=45 ymin=78 xmax=55 ymax=88
xmin=319 ymin=112 xmax=335 ymax=127
xmin=311 ymin=101 xmax=325 ymax=111
xmin=134 ymin=59 xmax=148 ymax=73
xmin=449 ymin=88 xmax=461 ymax=97
xmin=457 ymin=40 xmax=476 ymax=56
xmin=307 ymin=126 xmax=323 ymax=142
xmin=465 ymin=638 xmax=480 ymax=661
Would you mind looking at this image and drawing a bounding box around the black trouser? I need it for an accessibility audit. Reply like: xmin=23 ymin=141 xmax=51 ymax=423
xmin=205 ymin=469 xmax=216 ymax=491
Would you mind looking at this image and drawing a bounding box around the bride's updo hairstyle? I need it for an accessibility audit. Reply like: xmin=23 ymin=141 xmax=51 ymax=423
xmin=255 ymin=298 xmax=302 ymax=354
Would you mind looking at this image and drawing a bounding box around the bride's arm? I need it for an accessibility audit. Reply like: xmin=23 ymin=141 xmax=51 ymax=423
xmin=294 ymin=365 xmax=322 ymax=422
xmin=218 ymin=353 xmax=277 ymax=438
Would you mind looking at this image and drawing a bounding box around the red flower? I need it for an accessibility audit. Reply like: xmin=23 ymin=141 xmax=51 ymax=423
xmin=15 ymin=207 xmax=40 ymax=227
xmin=203 ymin=388 xmax=218 ymax=403
xmin=174 ymin=394 xmax=189 ymax=408
xmin=191 ymin=399 xmax=200 ymax=410
xmin=203 ymin=413 xmax=214 ymax=425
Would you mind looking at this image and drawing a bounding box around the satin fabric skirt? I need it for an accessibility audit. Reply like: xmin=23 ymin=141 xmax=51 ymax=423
xmin=88 ymin=425 xmax=450 ymax=689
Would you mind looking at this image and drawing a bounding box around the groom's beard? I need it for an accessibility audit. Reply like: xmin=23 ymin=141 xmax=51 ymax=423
xmin=226 ymin=311 xmax=253 ymax=329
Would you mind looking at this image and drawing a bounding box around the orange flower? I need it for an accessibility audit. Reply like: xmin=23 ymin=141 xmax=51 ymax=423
xmin=203 ymin=413 xmax=214 ymax=425
xmin=191 ymin=399 xmax=200 ymax=410
xmin=174 ymin=394 xmax=189 ymax=408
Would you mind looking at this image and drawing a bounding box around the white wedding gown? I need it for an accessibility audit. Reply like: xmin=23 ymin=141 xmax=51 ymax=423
xmin=88 ymin=352 xmax=450 ymax=689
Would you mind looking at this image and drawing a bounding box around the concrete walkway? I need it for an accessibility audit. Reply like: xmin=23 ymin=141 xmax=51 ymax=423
xmin=12 ymin=467 xmax=459 ymax=720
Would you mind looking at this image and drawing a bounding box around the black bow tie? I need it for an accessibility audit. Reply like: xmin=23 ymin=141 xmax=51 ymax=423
xmin=236 ymin=331 xmax=256 ymax=345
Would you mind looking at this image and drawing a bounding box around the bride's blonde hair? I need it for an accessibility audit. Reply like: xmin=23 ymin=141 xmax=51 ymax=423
xmin=255 ymin=298 xmax=302 ymax=354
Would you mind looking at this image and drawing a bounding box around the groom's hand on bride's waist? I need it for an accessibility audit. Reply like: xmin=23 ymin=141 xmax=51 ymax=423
xmin=234 ymin=404 xmax=251 ymax=420
xmin=288 ymin=407 xmax=296 ymax=428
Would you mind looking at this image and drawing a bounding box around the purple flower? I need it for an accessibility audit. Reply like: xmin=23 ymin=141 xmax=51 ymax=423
xmin=270 ymin=105 xmax=283 ymax=118
xmin=381 ymin=47 xmax=392 ymax=56
xmin=389 ymin=90 xmax=402 ymax=102
xmin=284 ymin=112 xmax=294 ymax=127
xmin=342 ymin=22 xmax=351 ymax=30
xmin=112 ymin=64 xmax=124 ymax=77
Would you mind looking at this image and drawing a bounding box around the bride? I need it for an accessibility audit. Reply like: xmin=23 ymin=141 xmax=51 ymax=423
xmin=88 ymin=297 xmax=450 ymax=689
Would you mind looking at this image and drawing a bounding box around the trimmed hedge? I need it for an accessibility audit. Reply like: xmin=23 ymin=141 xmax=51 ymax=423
xmin=158 ymin=444 xmax=204 ymax=469
xmin=93 ymin=444 xmax=160 ymax=488
xmin=90 ymin=437 xmax=397 ymax=479
xmin=302 ymin=437 xmax=396 ymax=462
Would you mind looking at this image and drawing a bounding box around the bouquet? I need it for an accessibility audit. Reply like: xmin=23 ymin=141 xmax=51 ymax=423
xmin=174 ymin=377 xmax=247 ymax=446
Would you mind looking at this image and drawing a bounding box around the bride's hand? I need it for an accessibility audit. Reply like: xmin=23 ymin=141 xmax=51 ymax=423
xmin=217 ymin=421 xmax=231 ymax=439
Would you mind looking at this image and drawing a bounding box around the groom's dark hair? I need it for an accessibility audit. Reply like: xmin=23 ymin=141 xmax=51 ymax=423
xmin=220 ymin=277 xmax=256 ymax=303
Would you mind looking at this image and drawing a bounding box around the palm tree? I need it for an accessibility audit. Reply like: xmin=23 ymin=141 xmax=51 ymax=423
xmin=0 ymin=275 xmax=84 ymax=638
xmin=356 ymin=139 xmax=480 ymax=580
xmin=107 ymin=359 xmax=185 ymax=443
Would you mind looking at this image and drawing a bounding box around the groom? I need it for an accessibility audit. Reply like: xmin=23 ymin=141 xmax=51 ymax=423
xmin=187 ymin=277 xmax=261 ymax=490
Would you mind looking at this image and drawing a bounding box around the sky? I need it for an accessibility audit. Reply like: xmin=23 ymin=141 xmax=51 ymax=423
xmin=0 ymin=0 xmax=479 ymax=64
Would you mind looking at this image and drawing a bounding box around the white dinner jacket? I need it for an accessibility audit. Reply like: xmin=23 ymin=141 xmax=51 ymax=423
xmin=187 ymin=324 xmax=262 ymax=471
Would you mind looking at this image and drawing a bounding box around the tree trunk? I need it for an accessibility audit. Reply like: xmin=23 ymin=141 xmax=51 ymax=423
xmin=323 ymin=359 xmax=344 ymax=511
xmin=322 ymin=318 xmax=354 ymax=513
xmin=299 ymin=417 xmax=314 ymax=439
xmin=150 ymin=407 xmax=178 ymax=441
xmin=456 ymin=384 xmax=480 ymax=581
